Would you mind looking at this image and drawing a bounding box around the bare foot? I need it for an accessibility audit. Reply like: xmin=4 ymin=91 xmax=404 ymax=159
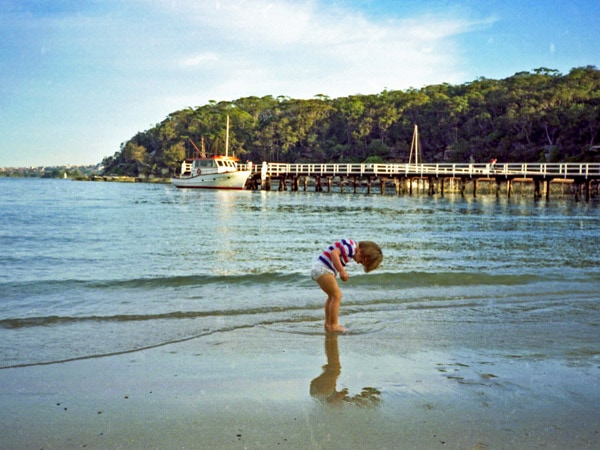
xmin=325 ymin=324 xmax=347 ymax=333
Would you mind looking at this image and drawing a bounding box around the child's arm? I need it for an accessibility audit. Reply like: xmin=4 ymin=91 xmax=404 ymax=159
xmin=330 ymin=248 xmax=349 ymax=282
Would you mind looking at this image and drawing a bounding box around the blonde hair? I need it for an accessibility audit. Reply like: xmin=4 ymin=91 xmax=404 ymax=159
xmin=358 ymin=241 xmax=383 ymax=273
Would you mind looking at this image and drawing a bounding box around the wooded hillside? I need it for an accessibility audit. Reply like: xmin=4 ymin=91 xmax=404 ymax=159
xmin=102 ymin=66 xmax=600 ymax=177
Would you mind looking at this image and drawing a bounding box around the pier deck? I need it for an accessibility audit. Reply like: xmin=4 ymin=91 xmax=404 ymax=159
xmin=242 ymin=162 xmax=600 ymax=201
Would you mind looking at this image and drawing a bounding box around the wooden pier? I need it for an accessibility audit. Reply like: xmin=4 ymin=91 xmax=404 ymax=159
xmin=242 ymin=162 xmax=600 ymax=201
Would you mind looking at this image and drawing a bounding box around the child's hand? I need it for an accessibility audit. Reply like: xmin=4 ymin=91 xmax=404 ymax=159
xmin=340 ymin=269 xmax=349 ymax=282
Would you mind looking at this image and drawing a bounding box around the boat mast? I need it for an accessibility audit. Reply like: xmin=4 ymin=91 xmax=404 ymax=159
xmin=189 ymin=138 xmax=204 ymax=158
xmin=408 ymin=124 xmax=420 ymax=165
xmin=225 ymin=115 xmax=230 ymax=157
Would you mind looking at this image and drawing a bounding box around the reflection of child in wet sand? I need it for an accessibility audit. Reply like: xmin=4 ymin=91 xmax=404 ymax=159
xmin=310 ymin=333 xmax=382 ymax=407
xmin=310 ymin=333 xmax=344 ymax=405
xmin=311 ymin=239 xmax=383 ymax=332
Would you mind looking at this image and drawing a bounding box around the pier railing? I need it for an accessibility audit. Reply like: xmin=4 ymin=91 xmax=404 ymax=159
xmin=243 ymin=162 xmax=600 ymax=180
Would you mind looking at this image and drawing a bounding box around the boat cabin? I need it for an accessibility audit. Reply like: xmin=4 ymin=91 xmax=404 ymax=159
xmin=181 ymin=156 xmax=238 ymax=177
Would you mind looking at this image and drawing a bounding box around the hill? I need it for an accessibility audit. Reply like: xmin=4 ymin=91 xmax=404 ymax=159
xmin=102 ymin=66 xmax=600 ymax=178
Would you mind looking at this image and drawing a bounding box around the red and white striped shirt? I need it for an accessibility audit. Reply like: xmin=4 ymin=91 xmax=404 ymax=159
xmin=317 ymin=239 xmax=357 ymax=275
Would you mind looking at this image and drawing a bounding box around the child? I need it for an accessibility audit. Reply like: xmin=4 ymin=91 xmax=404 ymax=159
xmin=311 ymin=239 xmax=383 ymax=332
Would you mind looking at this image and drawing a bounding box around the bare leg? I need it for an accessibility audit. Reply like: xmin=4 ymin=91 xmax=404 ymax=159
xmin=324 ymin=295 xmax=332 ymax=325
xmin=317 ymin=274 xmax=346 ymax=332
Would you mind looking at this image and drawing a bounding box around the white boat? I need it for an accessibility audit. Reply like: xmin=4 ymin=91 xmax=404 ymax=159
xmin=171 ymin=116 xmax=252 ymax=190
xmin=170 ymin=155 xmax=252 ymax=189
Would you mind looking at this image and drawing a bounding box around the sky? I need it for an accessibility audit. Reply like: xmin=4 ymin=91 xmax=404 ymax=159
xmin=1 ymin=0 xmax=598 ymax=167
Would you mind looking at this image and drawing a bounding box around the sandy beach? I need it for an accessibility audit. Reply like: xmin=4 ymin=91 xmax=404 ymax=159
xmin=1 ymin=320 xmax=599 ymax=450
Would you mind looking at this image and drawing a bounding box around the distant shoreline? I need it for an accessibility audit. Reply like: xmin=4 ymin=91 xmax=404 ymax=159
xmin=74 ymin=175 xmax=171 ymax=184
xmin=0 ymin=172 xmax=171 ymax=183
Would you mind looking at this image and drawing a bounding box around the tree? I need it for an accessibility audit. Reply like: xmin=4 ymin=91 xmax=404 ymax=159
xmin=163 ymin=142 xmax=186 ymax=175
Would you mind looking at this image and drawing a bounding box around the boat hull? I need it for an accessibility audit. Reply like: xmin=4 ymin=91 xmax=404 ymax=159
xmin=170 ymin=170 xmax=251 ymax=189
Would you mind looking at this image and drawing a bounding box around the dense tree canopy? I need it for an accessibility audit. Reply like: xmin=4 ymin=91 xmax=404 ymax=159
xmin=103 ymin=66 xmax=600 ymax=177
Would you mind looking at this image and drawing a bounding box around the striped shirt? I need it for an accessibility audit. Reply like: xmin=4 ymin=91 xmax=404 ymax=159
xmin=317 ymin=239 xmax=357 ymax=275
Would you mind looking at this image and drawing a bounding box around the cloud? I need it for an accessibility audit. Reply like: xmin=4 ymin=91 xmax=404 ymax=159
xmin=155 ymin=0 xmax=493 ymax=97
xmin=181 ymin=53 xmax=218 ymax=67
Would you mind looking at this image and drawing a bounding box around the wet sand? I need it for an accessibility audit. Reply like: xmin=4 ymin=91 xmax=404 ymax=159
xmin=1 ymin=323 xmax=599 ymax=449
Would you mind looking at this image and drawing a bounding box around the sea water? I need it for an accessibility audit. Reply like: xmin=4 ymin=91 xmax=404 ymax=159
xmin=1 ymin=177 xmax=599 ymax=368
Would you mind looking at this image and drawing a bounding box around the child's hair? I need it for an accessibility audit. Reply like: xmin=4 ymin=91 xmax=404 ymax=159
xmin=358 ymin=241 xmax=383 ymax=273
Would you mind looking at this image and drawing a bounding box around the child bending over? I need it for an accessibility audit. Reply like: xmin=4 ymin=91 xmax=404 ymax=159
xmin=311 ymin=239 xmax=383 ymax=332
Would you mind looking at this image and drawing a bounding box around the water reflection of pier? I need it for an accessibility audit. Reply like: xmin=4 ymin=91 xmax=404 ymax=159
xmin=244 ymin=162 xmax=600 ymax=201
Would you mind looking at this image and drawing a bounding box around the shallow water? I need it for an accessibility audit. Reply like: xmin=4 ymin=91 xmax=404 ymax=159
xmin=1 ymin=178 xmax=599 ymax=368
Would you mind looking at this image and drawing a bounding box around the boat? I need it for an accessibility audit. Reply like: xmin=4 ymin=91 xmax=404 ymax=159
xmin=171 ymin=116 xmax=252 ymax=190
xmin=170 ymin=155 xmax=252 ymax=189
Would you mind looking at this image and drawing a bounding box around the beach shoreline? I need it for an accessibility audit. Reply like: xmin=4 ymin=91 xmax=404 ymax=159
xmin=1 ymin=324 xmax=598 ymax=449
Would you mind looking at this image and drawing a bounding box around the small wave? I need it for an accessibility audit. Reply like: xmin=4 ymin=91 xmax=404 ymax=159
xmin=1 ymin=271 xmax=578 ymax=309
xmin=1 ymin=272 xmax=307 ymax=295
xmin=91 ymin=272 xmax=306 ymax=289
xmin=349 ymin=271 xmax=553 ymax=288
xmin=0 ymin=303 xmax=317 ymax=330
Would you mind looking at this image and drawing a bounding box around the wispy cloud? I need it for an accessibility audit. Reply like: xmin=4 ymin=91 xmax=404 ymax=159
xmin=0 ymin=0 xmax=496 ymax=165
xmin=154 ymin=0 xmax=493 ymax=98
xmin=181 ymin=53 xmax=219 ymax=67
